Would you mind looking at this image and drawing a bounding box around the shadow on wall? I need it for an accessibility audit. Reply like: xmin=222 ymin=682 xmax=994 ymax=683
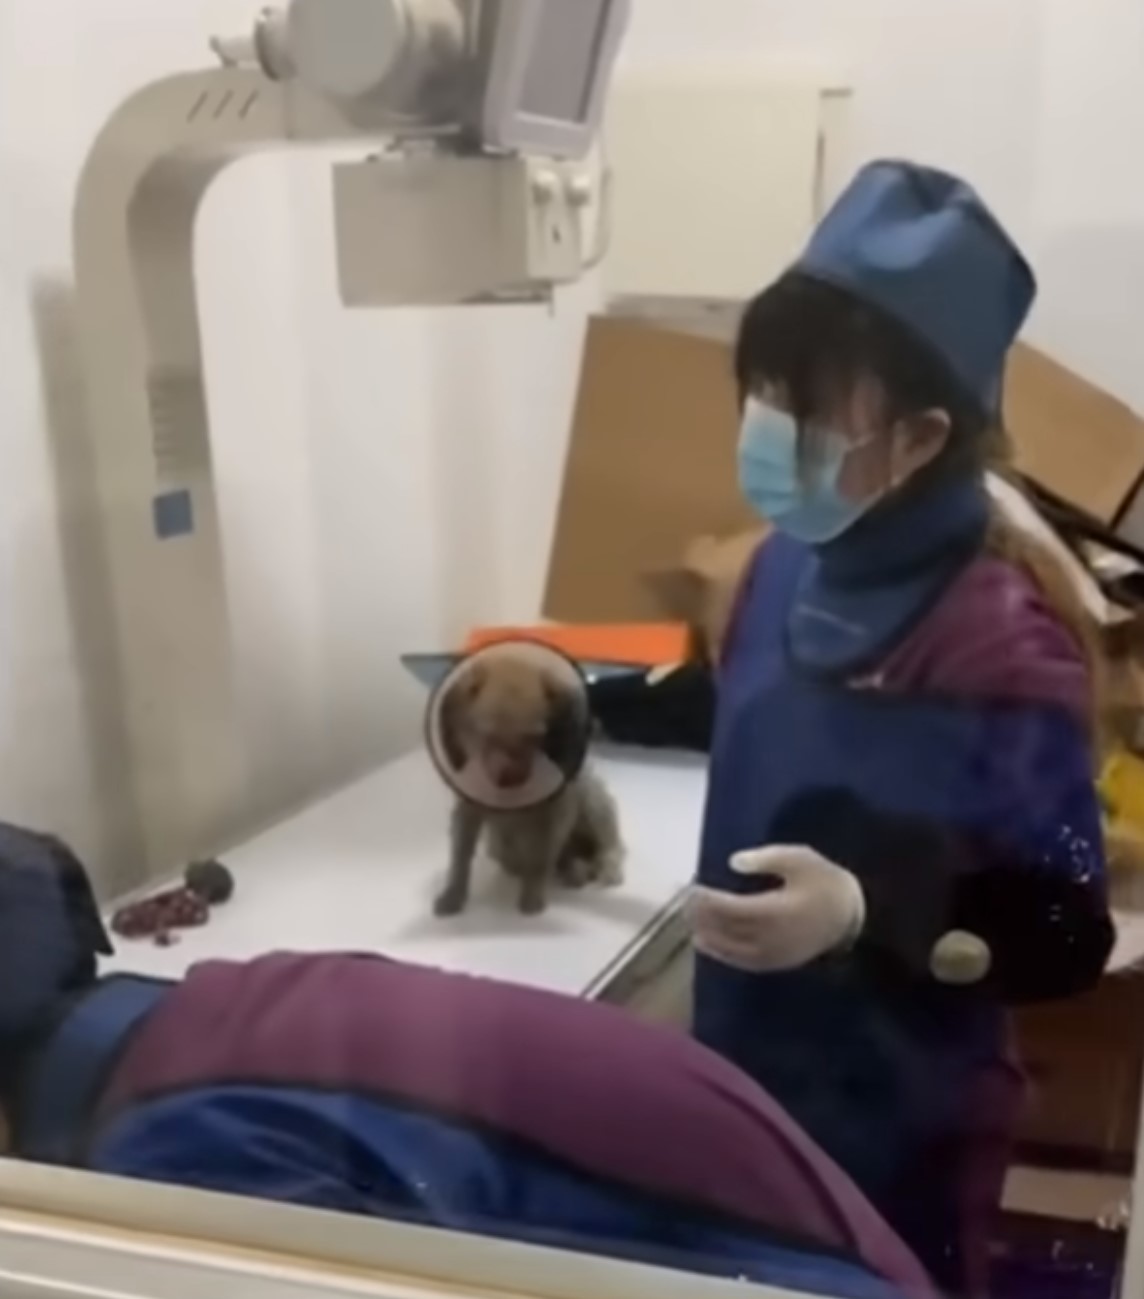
xmin=428 ymin=311 xmax=509 ymax=639
xmin=424 ymin=294 xmax=596 ymax=635
xmin=30 ymin=277 xmax=145 ymax=897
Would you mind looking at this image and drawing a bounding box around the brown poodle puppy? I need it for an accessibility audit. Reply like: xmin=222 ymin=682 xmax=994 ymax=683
xmin=433 ymin=656 xmax=624 ymax=917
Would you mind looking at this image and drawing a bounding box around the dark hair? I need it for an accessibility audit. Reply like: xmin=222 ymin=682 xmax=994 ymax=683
xmin=734 ymin=272 xmax=993 ymax=468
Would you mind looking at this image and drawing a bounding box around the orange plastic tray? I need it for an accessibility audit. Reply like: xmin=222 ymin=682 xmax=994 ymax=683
xmin=463 ymin=623 xmax=690 ymax=667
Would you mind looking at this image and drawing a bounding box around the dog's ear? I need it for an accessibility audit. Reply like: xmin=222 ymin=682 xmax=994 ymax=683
xmin=437 ymin=663 xmax=486 ymax=771
xmin=541 ymin=677 xmax=587 ymax=772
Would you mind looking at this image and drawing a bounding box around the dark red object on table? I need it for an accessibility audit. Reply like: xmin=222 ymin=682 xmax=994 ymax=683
xmin=111 ymin=886 xmax=209 ymax=942
xmin=110 ymin=860 xmax=235 ymax=946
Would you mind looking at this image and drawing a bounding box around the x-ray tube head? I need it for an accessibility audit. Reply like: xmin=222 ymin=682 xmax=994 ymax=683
xmin=478 ymin=0 xmax=631 ymax=158
xmin=284 ymin=0 xmax=467 ymax=116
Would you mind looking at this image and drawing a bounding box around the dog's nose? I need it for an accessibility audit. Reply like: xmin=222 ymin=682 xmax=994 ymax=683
xmin=485 ymin=743 xmax=534 ymax=789
xmin=494 ymin=767 xmax=529 ymax=790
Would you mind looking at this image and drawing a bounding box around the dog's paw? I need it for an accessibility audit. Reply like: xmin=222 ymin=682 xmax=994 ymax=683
xmin=560 ymin=857 xmax=596 ymax=889
xmin=518 ymin=887 xmax=547 ymax=916
xmin=597 ymin=850 xmax=625 ymax=888
xmin=434 ymin=888 xmax=467 ymax=918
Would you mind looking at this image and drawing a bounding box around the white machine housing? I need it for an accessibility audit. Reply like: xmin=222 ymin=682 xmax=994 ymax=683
xmin=73 ymin=0 xmax=629 ymax=878
xmin=333 ymin=152 xmax=590 ymax=305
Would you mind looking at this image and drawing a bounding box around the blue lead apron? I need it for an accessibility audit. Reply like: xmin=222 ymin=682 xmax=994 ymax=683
xmin=693 ymin=532 xmax=1099 ymax=1284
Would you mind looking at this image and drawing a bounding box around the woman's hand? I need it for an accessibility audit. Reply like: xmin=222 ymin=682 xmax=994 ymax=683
xmin=688 ymin=846 xmax=866 ymax=973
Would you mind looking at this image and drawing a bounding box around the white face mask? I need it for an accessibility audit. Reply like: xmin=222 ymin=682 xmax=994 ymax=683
xmin=737 ymin=401 xmax=883 ymax=543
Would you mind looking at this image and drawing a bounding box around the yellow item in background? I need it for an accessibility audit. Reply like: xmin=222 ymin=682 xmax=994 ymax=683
xmin=1100 ymin=749 xmax=1144 ymax=911
xmin=1100 ymin=749 xmax=1144 ymax=832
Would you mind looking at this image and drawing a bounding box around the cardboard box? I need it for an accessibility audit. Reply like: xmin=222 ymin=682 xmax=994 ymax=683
xmin=543 ymin=319 xmax=754 ymax=624
xmin=1005 ymin=345 xmax=1144 ymax=526
xmin=1015 ymin=971 xmax=1144 ymax=1164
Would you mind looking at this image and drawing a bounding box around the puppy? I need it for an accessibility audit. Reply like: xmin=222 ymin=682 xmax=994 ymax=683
xmin=433 ymin=656 xmax=624 ymax=917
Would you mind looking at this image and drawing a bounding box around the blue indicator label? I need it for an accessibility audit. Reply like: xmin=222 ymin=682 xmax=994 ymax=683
xmin=153 ymin=490 xmax=194 ymax=540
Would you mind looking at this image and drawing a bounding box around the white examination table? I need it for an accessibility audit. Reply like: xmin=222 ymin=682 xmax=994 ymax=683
xmin=103 ymin=745 xmax=708 ymax=1005
xmin=103 ymin=737 xmax=1144 ymax=1002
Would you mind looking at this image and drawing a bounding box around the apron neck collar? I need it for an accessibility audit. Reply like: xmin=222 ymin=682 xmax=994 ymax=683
xmin=789 ymin=472 xmax=989 ymax=675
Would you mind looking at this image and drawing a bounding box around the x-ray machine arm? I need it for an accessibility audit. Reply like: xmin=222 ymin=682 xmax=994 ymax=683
xmin=72 ymin=0 xmax=629 ymax=879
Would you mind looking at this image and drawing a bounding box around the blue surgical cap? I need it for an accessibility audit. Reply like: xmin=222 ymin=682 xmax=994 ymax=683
xmin=794 ymin=160 xmax=1036 ymax=411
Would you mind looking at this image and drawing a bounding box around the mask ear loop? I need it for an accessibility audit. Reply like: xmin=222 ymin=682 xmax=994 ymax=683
xmin=886 ymin=429 xmax=909 ymax=494
xmin=820 ymin=428 xmax=882 ymax=497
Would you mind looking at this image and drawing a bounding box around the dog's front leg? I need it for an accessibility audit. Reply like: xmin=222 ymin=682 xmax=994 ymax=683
xmin=517 ymin=862 xmax=550 ymax=916
xmin=436 ymin=801 xmax=483 ymax=916
xmin=516 ymin=825 xmax=563 ymax=916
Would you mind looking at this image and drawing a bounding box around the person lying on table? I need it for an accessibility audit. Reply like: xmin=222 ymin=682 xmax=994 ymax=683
xmin=0 ymin=824 xmax=934 ymax=1299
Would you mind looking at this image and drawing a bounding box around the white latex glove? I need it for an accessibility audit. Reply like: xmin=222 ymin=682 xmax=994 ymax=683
xmin=688 ymin=845 xmax=866 ymax=973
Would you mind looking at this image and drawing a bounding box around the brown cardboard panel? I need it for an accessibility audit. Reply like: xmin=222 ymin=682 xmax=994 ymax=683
xmin=544 ymin=318 xmax=756 ymax=622
xmin=1014 ymin=971 xmax=1144 ymax=1158
xmin=1005 ymin=343 xmax=1144 ymax=525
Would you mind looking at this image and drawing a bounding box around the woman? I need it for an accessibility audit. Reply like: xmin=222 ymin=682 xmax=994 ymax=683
xmin=0 ymin=823 xmax=932 ymax=1298
xmin=687 ymin=160 xmax=1115 ymax=1294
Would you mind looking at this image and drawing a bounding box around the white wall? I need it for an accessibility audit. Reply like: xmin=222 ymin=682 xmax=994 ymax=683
xmin=622 ymin=0 xmax=1046 ymax=245
xmin=1029 ymin=0 xmax=1144 ymax=409
xmin=0 ymin=0 xmax=1138 ymax=893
